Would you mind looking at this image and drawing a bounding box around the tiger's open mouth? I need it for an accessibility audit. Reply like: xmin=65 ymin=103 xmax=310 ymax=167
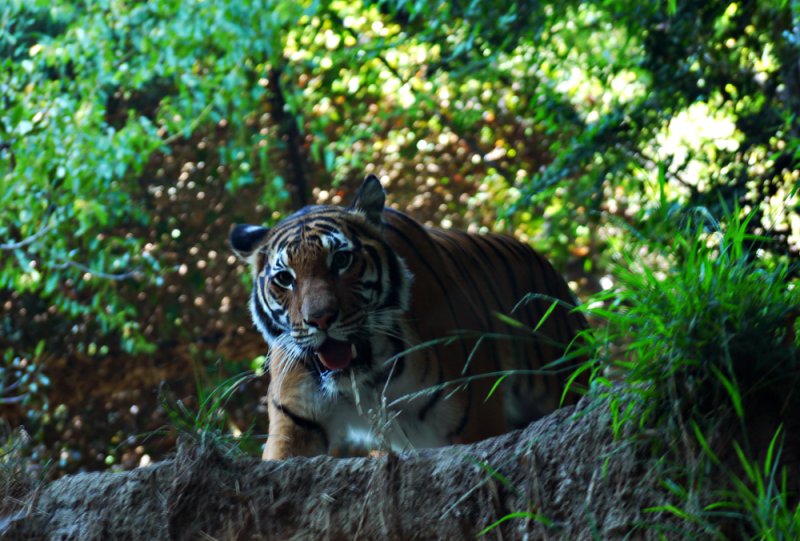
xmin=313 ymin=338 xmax=357 ymax=371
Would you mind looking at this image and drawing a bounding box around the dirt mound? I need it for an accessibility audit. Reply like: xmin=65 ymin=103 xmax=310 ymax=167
xmin=1 ymin=399 xmax=687 ymax=540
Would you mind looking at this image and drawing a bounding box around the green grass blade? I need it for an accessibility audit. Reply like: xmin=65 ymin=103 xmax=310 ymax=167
xmin=533 ymin=300 xmax=559 ymax=333
xmin=485 ymin=373 xmax=510 ymax=402
xmin=709 ymin=365 xmax=744 ymax=418
xmin=477 ymin=511 xmax=553 ymax=536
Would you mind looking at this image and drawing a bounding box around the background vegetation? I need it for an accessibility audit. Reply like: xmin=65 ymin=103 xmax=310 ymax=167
xmin=2 ymin=0 xmax=798 ymax=535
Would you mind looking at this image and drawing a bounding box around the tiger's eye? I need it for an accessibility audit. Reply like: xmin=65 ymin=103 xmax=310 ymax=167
xmin=331 ymin=251 xmax=353 ymax=273
xmin=272 ymin=270 xmax=294 ymax=289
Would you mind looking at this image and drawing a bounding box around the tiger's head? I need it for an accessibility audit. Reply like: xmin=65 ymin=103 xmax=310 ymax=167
xmin=230 ymin=175 xmax=412 ymax=383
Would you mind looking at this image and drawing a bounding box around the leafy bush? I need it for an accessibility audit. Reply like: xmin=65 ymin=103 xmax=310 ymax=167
xmin=592 ymin=208 xmax=798 ymax=432
xmin=584 ymin=207 xmax=799 ymax=536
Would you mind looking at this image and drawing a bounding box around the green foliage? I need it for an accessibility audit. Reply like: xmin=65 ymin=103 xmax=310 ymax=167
xmin=3 ymin=0 xmax=798 ymax=356
xmin=589 ymin=208 xmax=798 ymax=436
xmin=582 ymin=206 xmax=799 ymax=536
xmin=722 ymin=428 xmax=800 ymax=540
xmin=1 ymin=346 xmax=50 ymax=422
xmin=511 ymin=0 xmax=800 ymax=260
xmin=658 ymin=425 xmax=800 ymax=540
xmin=159 ymin=368 xmax=261 ymax=457
xmin=0 ymin=424 xmax=44 ymax=521
xmin=0 ymin=7 xmax=798 ymax=537
xmin=1 ymin=0 xmax=302 ymax=353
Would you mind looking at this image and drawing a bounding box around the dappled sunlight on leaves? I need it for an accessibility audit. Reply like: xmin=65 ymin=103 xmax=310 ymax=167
xmin=0 ymin=0 xmax=798 ymax=488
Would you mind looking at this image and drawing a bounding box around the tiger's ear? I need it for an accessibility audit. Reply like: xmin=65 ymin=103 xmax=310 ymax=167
xmin=351 ymin=174 xmax=385 ymax=226
xmin=229 ymin=224 xmax=270 ymax=261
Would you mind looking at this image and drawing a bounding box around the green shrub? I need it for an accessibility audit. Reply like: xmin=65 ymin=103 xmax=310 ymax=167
xmin=583 ymin=207 xmax=799 ymax=537
xmin=589 ymin=208 xmax=798 ymax=435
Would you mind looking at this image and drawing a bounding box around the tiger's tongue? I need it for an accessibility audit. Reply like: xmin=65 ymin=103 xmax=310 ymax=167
xmin=316 ymin=339 xmax=353 ymax=371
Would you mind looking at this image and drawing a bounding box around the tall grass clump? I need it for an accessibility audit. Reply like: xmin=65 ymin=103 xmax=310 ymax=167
xmin=159 ymin=368 xmax=262 ymax=458
xmin=590 ymin=209 xmax=798 ymax=434
xmin=583 ymin=208 xmax=799 ymax=536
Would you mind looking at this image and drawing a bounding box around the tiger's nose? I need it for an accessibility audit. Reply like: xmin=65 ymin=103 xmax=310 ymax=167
xmin=305 ymin=308 xmax=338 ymax=331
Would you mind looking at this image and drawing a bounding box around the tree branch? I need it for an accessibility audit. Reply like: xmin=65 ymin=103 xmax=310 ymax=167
xmin=0 ymin=224 xmax=53 ymax=251
xmin=51 ymin=259 xmax=140 ymax=281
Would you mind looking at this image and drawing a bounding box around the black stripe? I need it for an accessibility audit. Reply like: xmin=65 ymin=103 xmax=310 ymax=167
xmin=345 ymin=220 xmax=382 ymax=240
xmin=305 ymin=214 xmax=376 ymax=239
xmin=270 ymin=221 xmax=306 ymax=245
xmin=427 ymin=231 xmax=493 ymax=323
xmin=310 ymin=222 xmax=340 ymax=235
xmin=381 ymin=242 xmax=404 ymax=309
xmin=489 ymin=237 xmax=555 ymax=396
xmin=269 ymin=213 xmax=382 ymax=259
xmin=527 ymin=246 xmax=572 ymax=344
xmin=444 ymin=232 xmax=509 ymax=311
xmin=371 ymin=333 xmax=407 ymax=385
xmin=443 ymin=233 xmax=518 ymax=315
xmin=389 ymin=334 xmax=406 ymax=380
xmin=271 ymin=400 xmax=329 ymax=450
xmin=252 ymin=289 xmax=284 ymax=337
xmin=494 ymin=236 xmax=576 ymax=391
xmin=428 ymin=230 xmax=501 ymax=372
xmin=471 ymin=234 xmax=545 ymax=369
xmin=257 ymin=275 xmax=288 ymax=319
xmin=417 ymin=360 xmax=444 ymax=421
xmin=446 ymin=388 xmax=471 ymax=439
xmin=385 ymin=211 xmax=501 ymax=429
xmin=283 ymin=205 xmax=330 ymax=219
xmin=383 ymin=214 xmax=462 ymax=315
xmin=383 ymin=221 xmax=471 ymax=364
xmin=418 ymin=387 xmax=443 ymax=422
xmin=470 ymin=234 xmax=536 ymax=375
xmin=305 ymin=215 xmax=349 ymax=228
xmin=492 ymin=235 xmax=551 ymax=334
xmin=363 ymin=243 xmax=389 ymax=304
xmin=493 ymin=234 xmax=535 ymax=268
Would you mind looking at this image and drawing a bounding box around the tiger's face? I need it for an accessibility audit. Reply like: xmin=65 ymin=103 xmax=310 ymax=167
xmin=230 ymin=177 xmax=411 ymax=384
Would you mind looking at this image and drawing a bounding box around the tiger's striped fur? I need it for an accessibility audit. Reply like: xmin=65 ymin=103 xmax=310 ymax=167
xmin=230 ymin=175 xmax=587 ymax=459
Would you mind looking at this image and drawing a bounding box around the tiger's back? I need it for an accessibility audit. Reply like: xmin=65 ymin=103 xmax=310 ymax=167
xmin=382 ymin=209 xmax=587 ymax=442
xmin=231 ymin=175 xmax=587 ymax=459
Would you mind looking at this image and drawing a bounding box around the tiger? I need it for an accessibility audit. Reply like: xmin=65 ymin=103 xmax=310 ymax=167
xmin=230 ymin=174 xmax=588 ymax=460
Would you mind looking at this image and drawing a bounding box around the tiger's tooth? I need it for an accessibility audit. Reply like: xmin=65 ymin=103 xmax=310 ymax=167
xmin=350 ymin=344 xmax=357 ymax=359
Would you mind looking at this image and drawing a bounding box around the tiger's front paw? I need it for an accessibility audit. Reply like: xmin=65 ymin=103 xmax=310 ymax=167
xmin=264 ymin=399 xmax=329 ymax=460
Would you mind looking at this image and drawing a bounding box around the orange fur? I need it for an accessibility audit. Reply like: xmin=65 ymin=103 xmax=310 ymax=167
xmin=231 ymin=176 xmax=588 ymax=460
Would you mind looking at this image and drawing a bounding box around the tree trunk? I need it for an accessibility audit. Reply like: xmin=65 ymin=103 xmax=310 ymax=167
xmin=269 ymin=65 xmax=309 ymax=210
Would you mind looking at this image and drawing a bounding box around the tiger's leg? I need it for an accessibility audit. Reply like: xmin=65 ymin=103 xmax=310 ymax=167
xmin=263 ymin=358 xmax=329 ymax=460
xmin=264 ymin=395 xmax=328 ymax=459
